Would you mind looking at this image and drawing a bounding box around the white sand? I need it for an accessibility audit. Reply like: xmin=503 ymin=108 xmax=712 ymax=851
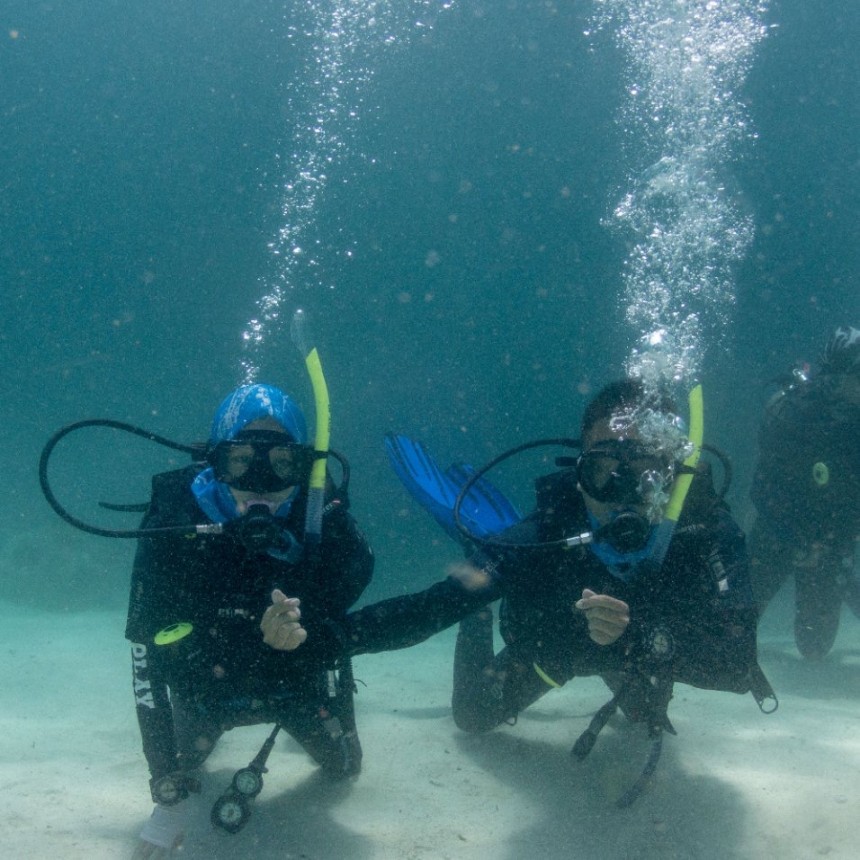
xmin=1 ymin=588 xmax=858 ymax=860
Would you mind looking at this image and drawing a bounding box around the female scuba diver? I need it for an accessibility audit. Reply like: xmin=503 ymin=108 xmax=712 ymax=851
xmin=123 ymin=382 xmax=373 ymax=856
xmin=39 ymin=314 xmax=375 ymax=856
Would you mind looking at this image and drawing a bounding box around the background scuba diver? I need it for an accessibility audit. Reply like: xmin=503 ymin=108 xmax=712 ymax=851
xmin=126 ymin=383 xmax=373 ymax=858
xmin=330 ymin=379 xmax=771 ymax=804
xmin=749 ymin=325 xmax=860 ymax=660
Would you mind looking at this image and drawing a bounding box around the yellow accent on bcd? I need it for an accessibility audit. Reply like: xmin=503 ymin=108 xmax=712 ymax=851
xmin=154 ymin=622 xmax=194 ymax=646
xmin=532 ymin=662 xmax=562 ymax=688
xmin=812 ymin=461 xmax=829 ymax=486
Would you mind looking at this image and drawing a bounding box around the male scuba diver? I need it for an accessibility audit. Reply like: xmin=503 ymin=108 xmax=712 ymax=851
xmin=333 ymin=378 xmax=773 ymax=805
xmin=749 ymin=325 xmax=860 ymax=660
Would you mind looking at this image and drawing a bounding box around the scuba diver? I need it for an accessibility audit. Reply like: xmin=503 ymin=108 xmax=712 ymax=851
xmin=749 ymin=325 xmax=860 ymax=660
xmin=39 ymin=318 xmax=374 ymax=857
xmin=337 ymin=378 xmax=774 ymax=806
xmin=123 ymin=382 xmax=373 ymax=857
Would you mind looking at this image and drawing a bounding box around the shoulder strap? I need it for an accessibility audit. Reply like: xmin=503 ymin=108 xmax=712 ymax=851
xmin=676 ymin=460 xmax=725 ymax=528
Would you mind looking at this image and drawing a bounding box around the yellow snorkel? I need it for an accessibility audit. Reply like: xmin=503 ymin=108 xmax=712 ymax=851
xmin=290 ymin=309 xmax=331 ymax=549
xmin=650 ymin=383 xmax=704 ymax=564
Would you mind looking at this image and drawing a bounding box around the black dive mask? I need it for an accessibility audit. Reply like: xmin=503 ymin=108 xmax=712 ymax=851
xmin=210 ymin=430 xmax=314 ymax=494
xmin=594 ymin=510 xmax=652 ymax=554
xmin=577 ymin=440 xmax=674 ymax=506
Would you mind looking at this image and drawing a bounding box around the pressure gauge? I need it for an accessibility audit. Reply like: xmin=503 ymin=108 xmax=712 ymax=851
xmin=211 ymin=792 xmax=251 ymax=834
xmin=232 ymin=766 xmax=264 ymax=798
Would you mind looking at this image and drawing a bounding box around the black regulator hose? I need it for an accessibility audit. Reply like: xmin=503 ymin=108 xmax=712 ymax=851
xmin=39 ymin=418 xmax=352 ymax=540
xmin=452 ymin=437 xmax=582 ymax=549
xmin=38 ymin=419 xmax=207 ymax=539
xmin=451 ymin=438 xmax=733 ymax=551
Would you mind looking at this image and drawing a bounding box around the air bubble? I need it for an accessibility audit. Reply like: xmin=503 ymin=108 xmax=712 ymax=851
xmin=591 ymin=0 xmax=768 ymax=393
xmin=240 ymin=2 xmax=455 ymax=383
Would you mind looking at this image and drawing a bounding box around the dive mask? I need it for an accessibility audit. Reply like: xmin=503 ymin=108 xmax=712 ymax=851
xmin=210 ymin=430 xmax=314 ymax=493
xmin=577 ymin=439 xmax=674 ymax=507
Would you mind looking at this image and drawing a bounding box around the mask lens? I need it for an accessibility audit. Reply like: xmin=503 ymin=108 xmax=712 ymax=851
xmin=578 ymin=453 xmax=622 ymax=498
xmin=268 ymin=444 xmax=309 ymax=480
xmin=219 ymin=444 xmax=256 ymax=481
xmin=578 ymin=442 xmax=672 ymax=505
xmin=211 ymin=432 xmax=311 ymax=491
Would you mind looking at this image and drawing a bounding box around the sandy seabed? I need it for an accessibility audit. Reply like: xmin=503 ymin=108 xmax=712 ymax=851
xmin=1 ymin=586 xmax=858 ymax=860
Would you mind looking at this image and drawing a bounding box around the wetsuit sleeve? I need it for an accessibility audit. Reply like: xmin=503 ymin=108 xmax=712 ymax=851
xmin=338 ymin=524 xmax=527 ymax=657
xmin=342 ymin=575 xmax=501 ymax=656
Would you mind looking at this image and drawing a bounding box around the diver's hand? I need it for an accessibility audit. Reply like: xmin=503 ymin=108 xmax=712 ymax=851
xmin=575 ymin=588 xmax=630 ymax=645
xmin=261 ymin=589 xmax=307 ymax=651
xmin=132 ymin=804 xmax=187 ymax=859
xmin=447 ymin=562 xmax=494 ymax=592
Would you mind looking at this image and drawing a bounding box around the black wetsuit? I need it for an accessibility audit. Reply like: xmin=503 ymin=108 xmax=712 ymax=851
xmin=126 ymin=466 xmax=374 ymax=790
xmin=346 ymin=465 xmax=764 ymax=732
xmin=749 ymin=380 xmax=860 ymax=658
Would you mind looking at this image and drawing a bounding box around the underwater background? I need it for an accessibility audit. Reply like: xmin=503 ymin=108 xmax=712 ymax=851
xmin=0 ymin=3 xmax=859 ymax=859
xmin=0 ymin=0 xmax=857 ymax=612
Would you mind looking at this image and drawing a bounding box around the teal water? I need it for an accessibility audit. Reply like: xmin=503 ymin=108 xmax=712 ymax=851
xmin=2 ymin=0 xmax=856 ymax=601
xmin=0 ymin=2 xmax=858 ymax=856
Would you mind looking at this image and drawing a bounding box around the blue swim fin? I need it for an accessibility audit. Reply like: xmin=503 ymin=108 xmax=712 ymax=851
xmin=384 ymin=433 xmax=521 ymax=542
